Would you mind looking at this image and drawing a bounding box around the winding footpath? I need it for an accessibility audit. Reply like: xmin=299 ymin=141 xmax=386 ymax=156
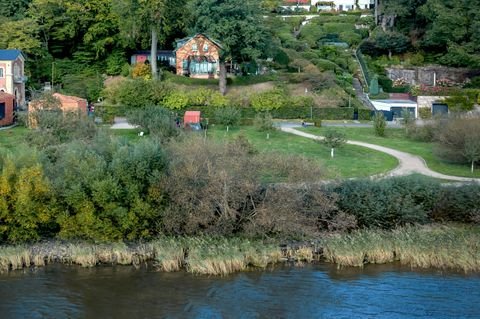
xmin=281 ymin=126 xmax=480 ymax=183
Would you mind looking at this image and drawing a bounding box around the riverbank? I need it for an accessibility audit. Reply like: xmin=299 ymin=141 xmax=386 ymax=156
xmin=1 ymin=224 xmax=479 ymax=275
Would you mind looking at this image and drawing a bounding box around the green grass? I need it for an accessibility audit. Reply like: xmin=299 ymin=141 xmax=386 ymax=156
xmin=207 ymin=125 xmax=398 ymax=179
xmin=300 ymin=126 xmax=480 ymax=178
xmin=0 ymin=127 xmax=29 ymax=149
xmin=109 ymin=129 xmax=142 ymax=142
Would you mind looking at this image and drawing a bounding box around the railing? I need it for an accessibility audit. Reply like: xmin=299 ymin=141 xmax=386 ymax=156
xmin=354 ymin=48 xmax=371 ymax=90
xmin=13 ymin=75 xmax=28 ymax=83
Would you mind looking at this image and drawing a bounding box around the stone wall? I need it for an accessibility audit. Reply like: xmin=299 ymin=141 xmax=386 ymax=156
xmin=386 ymin=66 xmax=480 ymax=86
xmin=417 ymin=96 xmax=446 ymax=109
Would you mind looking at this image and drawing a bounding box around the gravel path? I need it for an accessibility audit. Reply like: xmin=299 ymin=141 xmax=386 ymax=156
xmin=111 ymin=117 xmax=138 ymax=129
xmin=281 ymin=126 xmax=480 ymax=183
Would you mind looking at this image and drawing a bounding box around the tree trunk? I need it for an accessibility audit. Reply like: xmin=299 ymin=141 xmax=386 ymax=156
xmin=151 ymin=28 xmax=158 ymax=80
xmin=472 ymin=160 xmax=475 ymax=173
xmin=375 ymin=0 xmax=379 ymax=26
xmin=331 ymin=148 xmax=334 ymax=158
xmin=219 ymin=61 xmax=227 ymax=95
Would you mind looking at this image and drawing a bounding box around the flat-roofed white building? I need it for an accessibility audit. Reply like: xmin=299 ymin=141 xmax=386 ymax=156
xmin=313 ymin=0 xmax=375 ymax=11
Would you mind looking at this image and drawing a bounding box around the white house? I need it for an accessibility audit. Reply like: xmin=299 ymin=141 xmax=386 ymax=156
xmin=371 ymin=99 xmax=418 ymax=118
xmin=313 ymin=0 xmax=375 ymax=11
xmin=0 ymin=49 xmax=26 ymax=108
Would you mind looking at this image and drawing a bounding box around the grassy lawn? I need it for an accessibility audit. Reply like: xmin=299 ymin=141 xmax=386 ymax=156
xmin=1 ymin=125 xmax=398 ymax=179
xmin=0 ymin=127 xmax=29 ymax=149
xmin=207 ymin=125 xmax=398 ymax=179
xmin=299 ymin=126 xmax=480 ymax=178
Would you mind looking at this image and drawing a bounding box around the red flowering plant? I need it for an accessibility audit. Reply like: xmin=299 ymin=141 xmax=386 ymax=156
xmin=411 ymin=84 xmax=459 ymax=96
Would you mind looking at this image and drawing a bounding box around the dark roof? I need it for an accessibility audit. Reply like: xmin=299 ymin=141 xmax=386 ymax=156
xmin=132 ymin=50 xmax=174 ymax=56
xmin=175 ymin=34 xmax=223 ymax=51
xmin=0 ymin=49 xmax=23 ymax=61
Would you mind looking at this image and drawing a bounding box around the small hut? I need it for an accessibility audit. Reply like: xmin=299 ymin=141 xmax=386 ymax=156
xmin=184 ymin=111 xmax=201 ymax=125
xmin=0 ymin=92 xmax=15 ymax=127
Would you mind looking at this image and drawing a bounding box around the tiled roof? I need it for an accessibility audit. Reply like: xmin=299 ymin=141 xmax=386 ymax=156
xmin=0 ymin=49 xmax=23 ymax=61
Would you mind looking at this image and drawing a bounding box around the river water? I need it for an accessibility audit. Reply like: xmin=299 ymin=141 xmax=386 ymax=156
xmin=0 ymin=263 xmax=479 ymax=319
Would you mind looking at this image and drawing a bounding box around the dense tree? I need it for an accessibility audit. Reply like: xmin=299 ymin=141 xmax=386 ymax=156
xmin=189 ymin=0 xmax=270 ymax=94
xmin=0 ymin=0 xmax=32 ymax=19
xmin=113 ymin=0 xmax=187 ymax=79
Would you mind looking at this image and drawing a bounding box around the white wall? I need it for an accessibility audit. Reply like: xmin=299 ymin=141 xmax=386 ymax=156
xmin=312 ymin=0 xmax=374 ymax=11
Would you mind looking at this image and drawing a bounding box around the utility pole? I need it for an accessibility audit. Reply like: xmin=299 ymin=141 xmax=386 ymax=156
xmin=51 ymin=62 xmax=55 ymax=92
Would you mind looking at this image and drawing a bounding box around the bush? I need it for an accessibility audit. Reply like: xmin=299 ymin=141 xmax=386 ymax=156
xmin=250 ymin=89 xmax=286 ymax=111
xmin=373 ymin=112 xmax=386 ymax=137
xmin=132 ymin=63 xmax=151 ymax=79
xmin=330 ymin=176 xmax=440 ymax=229
xmin=162 ymin=91 xmax=189 ymax=110
xmin=127 ymin=106 xmax=179 ymax=139
xmin=214 ymin=107 xmax=241 ymax=128
xmin=418 ymin=107 xmax=432 ymax=119
xmin=406 ymin=122 xmax=438 ymax=142
xmin=253 ymin=112 xmax=274 ymax=132
xmin=435 ymin=117 xmax=480 ymax=171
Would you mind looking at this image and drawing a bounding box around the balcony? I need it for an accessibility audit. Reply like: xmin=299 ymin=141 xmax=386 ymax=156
xmin=13 ymin=75 xmax=28 ymax=84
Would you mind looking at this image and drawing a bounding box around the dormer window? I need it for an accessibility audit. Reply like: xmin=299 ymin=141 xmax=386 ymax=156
xmin=203 ymin=43 xmax=209 ymax=52
xmin=192 ymin=43 xmax=198 ymax=51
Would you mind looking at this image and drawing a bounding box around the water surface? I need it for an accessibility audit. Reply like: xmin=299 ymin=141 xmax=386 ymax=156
xmin=0 ymin=263 xmax=479 ymax=318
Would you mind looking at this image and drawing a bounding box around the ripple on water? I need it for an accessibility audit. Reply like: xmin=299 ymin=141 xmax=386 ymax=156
xmin=0 ymin=263 xmax=479 ymax=319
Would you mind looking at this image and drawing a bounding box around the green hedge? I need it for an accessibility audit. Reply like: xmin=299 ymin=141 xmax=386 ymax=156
xmin=159 ymin=106 xmax=368 ymax=121
xmin=357 ymin=109 xmax=373 ymax=120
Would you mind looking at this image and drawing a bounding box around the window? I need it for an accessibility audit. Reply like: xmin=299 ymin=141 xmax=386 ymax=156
xmin=203 ymin=43 xmax=209 ymax=52
xmin=14 ymin=64 xmax=20 ymax=78
xmin=0 ymin=103 xmax=5 ymax=119
xmin=0 ymin=68 xmax=4 ymax=78
xmin=192 ymin=43 xmax=198 ymax=51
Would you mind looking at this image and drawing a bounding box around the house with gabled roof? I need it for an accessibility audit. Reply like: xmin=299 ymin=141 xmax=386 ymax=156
xmin=174 ymin=34 xmax=222 ymax=79
xmin=0 ymin=49 xmax=26 ymax=108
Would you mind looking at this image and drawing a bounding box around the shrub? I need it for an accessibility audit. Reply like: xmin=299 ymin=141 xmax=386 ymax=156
xmin=214 ymin=107 xmax=241 ymax=128
xmin=0 ymin=150 xmax=57 ymax=243
xmin=250 ymin=89 xmax=286 ymax=111
xmin=406 ymin=122 xmax=438 ymax=142
xmin=162 ymin=91 xmax=189 ymax=110
xmin=373 ymin=112 xmax=386 ymax=137
xmin=330 ymin=176 xmax=440 ymax=229
xmin=253 ymin=112 xmax=275 ymax=132
xmin=322 ymin=129 xmax=346 ymax=158
xmin=127 ymin=106 xmax=179 ymax=139
xmin=103 ymin=78 xmax=156 ymax=109
xmin=418 ymin=107 xmax=432 ymax=119
xmin=131 ymin=63 xmax=151 ymax=79
xmin=435 ymin=117 xmax=480 ymax=172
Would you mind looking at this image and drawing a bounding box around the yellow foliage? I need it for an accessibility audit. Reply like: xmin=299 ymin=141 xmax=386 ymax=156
xmin=132 ymin=63 xmax=151 ymax=79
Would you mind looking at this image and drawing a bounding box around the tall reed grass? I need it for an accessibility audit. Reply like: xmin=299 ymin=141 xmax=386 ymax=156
xmin=322 ymin=224 xmax=480 ymax=272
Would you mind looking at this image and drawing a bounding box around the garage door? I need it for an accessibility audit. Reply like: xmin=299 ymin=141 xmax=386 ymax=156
xmin=432 ymin=103 xmax=448 ymax=116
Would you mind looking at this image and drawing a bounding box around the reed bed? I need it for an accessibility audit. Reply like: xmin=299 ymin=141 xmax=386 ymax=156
xmin=1 ymin=225 xmax=476 ymax=274
xmin=321 ymin=224 xmax=480 ymax=272
xmin=186 ymin=237 xmax=273 ymax=276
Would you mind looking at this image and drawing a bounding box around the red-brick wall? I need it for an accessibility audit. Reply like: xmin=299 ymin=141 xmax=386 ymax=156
xmin=176 ymin=34 xmax=221 ymax=78
xmin=0 ymin=93 xmax=14 ymax=126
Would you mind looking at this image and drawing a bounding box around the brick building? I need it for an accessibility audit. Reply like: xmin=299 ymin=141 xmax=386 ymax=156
xmin=175 ymin=34 xmax=222 ymax=79
xmin=0 ymin=92 xmax=15 ymax=127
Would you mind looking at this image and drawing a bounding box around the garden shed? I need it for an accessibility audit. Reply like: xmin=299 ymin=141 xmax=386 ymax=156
xmin=0 ymin=92 xmax=15 ymax=127
xmin=184 ymin=111 xmax=201 ymax=125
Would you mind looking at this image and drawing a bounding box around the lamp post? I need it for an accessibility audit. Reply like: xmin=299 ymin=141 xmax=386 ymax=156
xmin=305 ymin=87 xmax=312 ymax=119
